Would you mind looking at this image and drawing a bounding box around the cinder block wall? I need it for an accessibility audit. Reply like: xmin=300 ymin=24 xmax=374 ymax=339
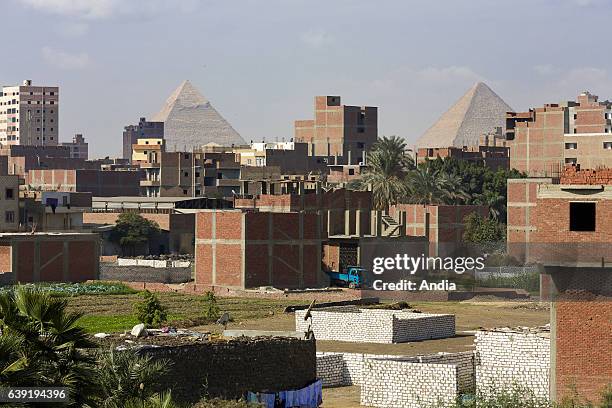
xmin=296 ymin=308 xmax=455 ymax=343
xmin=361 ymin=359 xmax=458 ymax=408
xmin=475 ymin=330 xmax=550 ymax=399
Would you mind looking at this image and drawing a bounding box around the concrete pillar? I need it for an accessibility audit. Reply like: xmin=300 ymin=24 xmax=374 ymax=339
xmin=347 ymin=150 xmax=352 ymax=165
xmin=355 ymin=209 xmax=361 ymax=236
xmin=344 ymin=209 xmax=351 ymax=236
xmin=327 ymin=210 xmax=333 ymax=236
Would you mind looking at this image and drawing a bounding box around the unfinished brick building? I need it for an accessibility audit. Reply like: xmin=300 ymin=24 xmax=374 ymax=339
xmin=0 ymin=232 xmax=99 ymax=283
xmin=26 ymin=169 xmax=142 ymax=196
xmin=507 ymin=91 xmax=612 ymax=177
xmin=294 ymin=96 xmax=377 ymax=165
xmin=507 ymin=166 xmax=612 ymax=402
xmin=194 ymin=210 xmax=324 ymax=289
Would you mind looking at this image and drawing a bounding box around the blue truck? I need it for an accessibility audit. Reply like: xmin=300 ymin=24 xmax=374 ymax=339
xmin=325 ymin=266 xmax=368 ymax=289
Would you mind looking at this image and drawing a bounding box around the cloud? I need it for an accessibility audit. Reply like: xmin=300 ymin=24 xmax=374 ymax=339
xmin=300 ymin=28 xmax=334 ymax=48
xmin=41 ymin=47 xmax=91 ymax=70
xmin=18 ymin=0 xmax=119 ymax=19
xmin=17 ymin=0 xmax=199 ymax=20
xmin=533 ymin=64 xmax=558 ymax=75
xmin=57 ymin=21 xmax=89 ymax=37
xmin=415 ymin=65 xmax=483 ymax=83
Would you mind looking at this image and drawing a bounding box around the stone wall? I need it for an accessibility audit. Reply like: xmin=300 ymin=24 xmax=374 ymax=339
xmin=475 ymin=329 xmax=550 ymax=399
xmin=137 ymin=337 xmax=316 ymax=404
xmin=296 ymin=308 xmax=455 ymax=343
xmin=100 ymin=263 xmax=192 ymax=283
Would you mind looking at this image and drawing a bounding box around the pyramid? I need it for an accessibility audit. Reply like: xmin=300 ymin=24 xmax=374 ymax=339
xmin=416 ymin=82 xmax=513 ymax=148
xmin=152 ymin=80 xmax=246 ymax=151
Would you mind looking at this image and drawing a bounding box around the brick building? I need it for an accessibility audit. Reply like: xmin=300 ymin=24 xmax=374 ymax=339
xmin=417 ymin=133 xmax=510 ymax=171
xmin=0 ymin=232 xmax=99 ymax=283
xmin=506 ymin=166 xmax=612 ymax=402
xmin=26 ymin=169 xmax=142 ymax=196
xmin=507 ymin=91 xmax=612 ymax=176
xmin=389 ymin=204 xmax=489 ymax=257
xmin=194 ymin=210 xmax=324 ymax=289
xmin=295 ymin=96 xmax=377 ymax=165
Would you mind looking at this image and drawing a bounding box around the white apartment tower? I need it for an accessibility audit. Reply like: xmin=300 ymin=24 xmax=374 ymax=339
xmin=0 ymin=79 xmax=59 ymax=146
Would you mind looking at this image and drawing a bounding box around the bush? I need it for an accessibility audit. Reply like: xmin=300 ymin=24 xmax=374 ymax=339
xmin=134 ymin=290 xmax=168 ymax=327
xmin=478 ymin=272 xmax=540 ymax=293
xmin=202 ymin=291 xmax=220 ymax=320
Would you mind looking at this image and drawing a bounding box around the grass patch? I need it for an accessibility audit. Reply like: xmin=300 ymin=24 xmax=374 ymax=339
xmin=77 ymin=314 xmax=140 ymax=333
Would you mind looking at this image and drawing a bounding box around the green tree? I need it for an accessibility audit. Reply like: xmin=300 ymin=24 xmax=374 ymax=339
xmin=202 ymin=291 xmax=220 ymax=320
xmin=350 ymin=136 xmax=414 ymax=210
xmin=405 ymin=166 xmax=468 ymax=205
xmin=110 ymin=212 xmax=161 ymax=256
xmin=133 ymin=290 xmax=168 ymax=328
xmin=0 ymin=286 xmax=97 ymax=406
xmin=463 ymin=213 xmax=505 ymax=245
xmin=91 ymin=347 xmax=173 ymax=408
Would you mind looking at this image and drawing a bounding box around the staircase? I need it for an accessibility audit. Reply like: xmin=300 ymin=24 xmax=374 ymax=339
xmin=381 ymin=214 xmax=401 ymax=237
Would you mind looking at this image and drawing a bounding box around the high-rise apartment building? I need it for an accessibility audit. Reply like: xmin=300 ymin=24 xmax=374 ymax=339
xmin=294 ymin=96 xmax=377 ymax=165
xmin=122 ymin=117 xmax=164 ymax=161
xmin=0 ymin=80 xmax=59 ymax=146
xmin=507 ymin=91 xmax=612 ymax=176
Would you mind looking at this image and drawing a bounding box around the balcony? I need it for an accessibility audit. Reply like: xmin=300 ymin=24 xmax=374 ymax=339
xmin=140 ymin=180 xmax=161 ymax=187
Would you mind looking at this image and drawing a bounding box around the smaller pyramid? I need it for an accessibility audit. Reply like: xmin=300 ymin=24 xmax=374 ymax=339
xmin=416 ymin=82 xmax=512 ymax=148
xmin=152 ymin=80 xmax=246 ymax=151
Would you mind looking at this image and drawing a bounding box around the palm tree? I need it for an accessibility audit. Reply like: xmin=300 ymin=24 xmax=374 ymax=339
xmin=405 ymin=165 xmax=469 ymax=205
xmin=93 ymin=347 xmax=172 ymax=408
xmin=0 ymin=286 xmax=97 ymax=406
xmin=352 ymin=136 xmax=414 ymax=210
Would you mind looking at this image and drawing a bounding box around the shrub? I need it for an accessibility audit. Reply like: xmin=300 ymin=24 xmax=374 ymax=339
xmin=134 ymin=290 xmax=168 ymax=327
xmin=202 ymin=291 xmax=220 ymax=320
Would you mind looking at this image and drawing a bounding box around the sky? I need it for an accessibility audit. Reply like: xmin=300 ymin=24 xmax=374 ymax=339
xmin=3 ymin=0 xmax=612 ymax=157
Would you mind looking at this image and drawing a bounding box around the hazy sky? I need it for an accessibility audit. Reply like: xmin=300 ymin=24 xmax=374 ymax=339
xmin=3 ymin=0 xmax=612 ymax=157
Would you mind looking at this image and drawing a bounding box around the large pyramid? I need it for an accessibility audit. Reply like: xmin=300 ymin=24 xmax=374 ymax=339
xmin=152 ymin=80 xmax=246 ymax=151
xmin=416 ymin=82 xmax=512 ymax=148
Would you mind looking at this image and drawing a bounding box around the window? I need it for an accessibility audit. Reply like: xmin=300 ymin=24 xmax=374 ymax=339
xmin=565 ymin=142 xmax=577 ymax=149
xmin=573 ymin=114 xmax=577 ymax=120
xmin=348 ymin=168 xmax=355 ymax=175
xmin=604 ymin=142 xmax=612 ymax=150
xmin=184 ymin=154 xmax=189 ymax=159
xmin=4 ymin=211 xmax=14 ymax=223
xmin=184 ymin=172 xmax=189 ymax=177
xmin=5 ymin=188 xmax=13 ymax=199
xmin=195 ymin=172 xmax=200 ymax=178
xmin=565 ymin=158 xmax=577 ymax=165
xmin=182 ymin=189 xmax=188 ymax=195
xmin=569 ymin=202 xmax=596 ymax=231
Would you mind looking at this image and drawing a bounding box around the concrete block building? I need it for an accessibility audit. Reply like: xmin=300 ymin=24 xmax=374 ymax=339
xmin=0 ymin=174 xmax=19 ymax=232
xmin=194 ymin=210 xmax=324 ymax=289
xmin=0 ymin=80 xmax=59 ymax=146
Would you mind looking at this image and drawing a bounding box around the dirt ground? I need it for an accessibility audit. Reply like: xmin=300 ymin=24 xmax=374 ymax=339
xmin=193 ymin=299 xmax=550 ymax=356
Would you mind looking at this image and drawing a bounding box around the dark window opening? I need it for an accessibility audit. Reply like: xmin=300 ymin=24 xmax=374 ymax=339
xmin=569 ymin=202 xmax=596 ymax=231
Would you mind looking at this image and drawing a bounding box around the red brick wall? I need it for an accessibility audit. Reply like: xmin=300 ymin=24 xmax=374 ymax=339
xmin=83 ymin=212 xmax=171 ymax=230
xmin=39 ymin=241 xmax=64 ymax=281
xmin=195 ymin=211 xmax=322 ymax=289
xmin=555 ymin=298 xmax=612 ymax=402
xmin=0 ymin=245 xmax=11 ymax=272
xmin=560 ymin=166 xmax=612 ymax=185
xmin=67 ymin=240 xmax=98 ymax=281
